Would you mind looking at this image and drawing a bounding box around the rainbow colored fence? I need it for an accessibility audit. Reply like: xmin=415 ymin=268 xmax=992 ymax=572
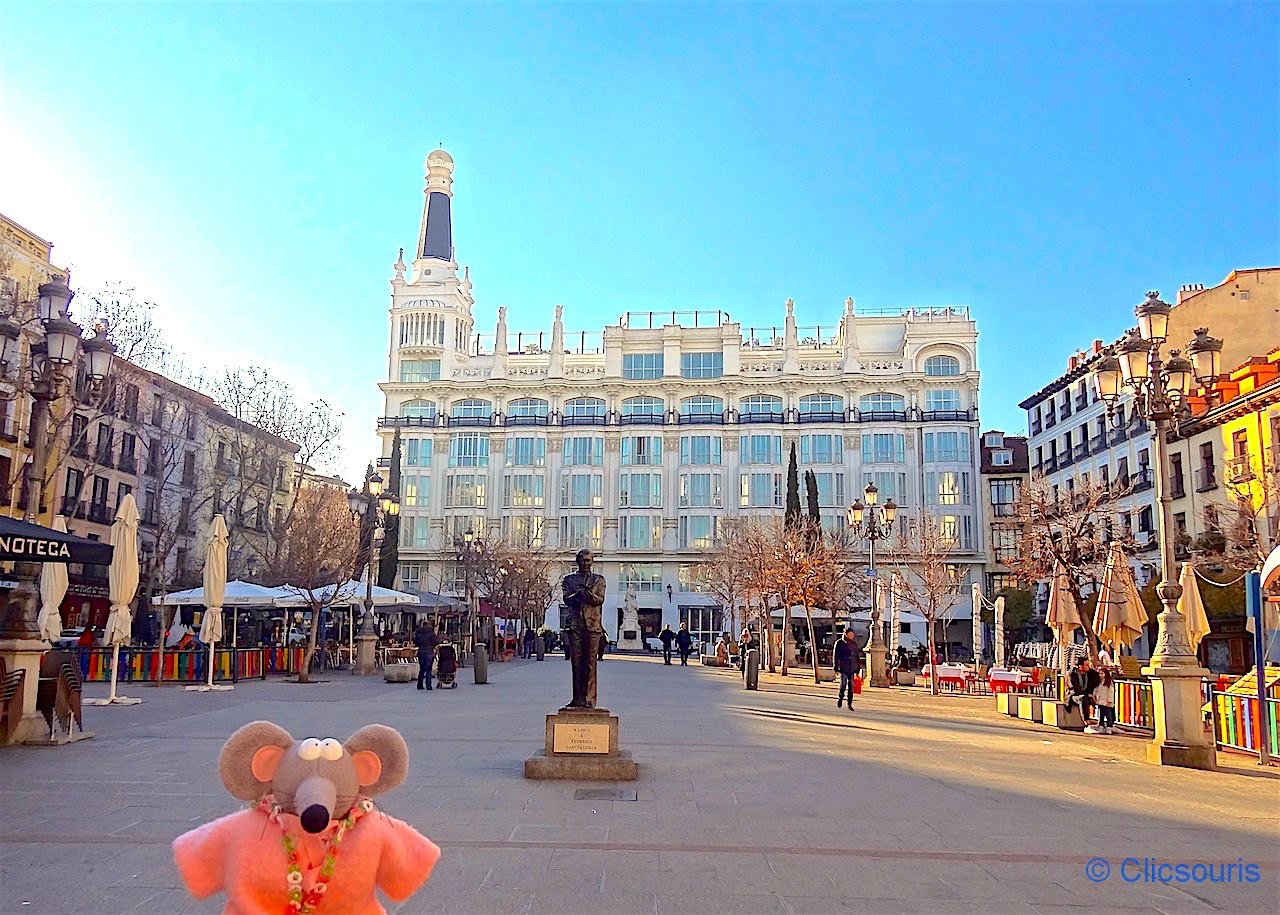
xmin=78 ymin=647 xmax=286 ymax=683
xmin=1212 ymin=691 xmax=1280 ymax=760
xmin=1115 ymin=679 xmax=1155 ymax=732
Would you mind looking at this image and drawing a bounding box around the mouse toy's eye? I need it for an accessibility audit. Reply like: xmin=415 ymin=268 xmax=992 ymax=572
xmin=298 ymin=738 xmax=323 ymax=760
xmin=319 ymin=738 xmax=344 ymax=761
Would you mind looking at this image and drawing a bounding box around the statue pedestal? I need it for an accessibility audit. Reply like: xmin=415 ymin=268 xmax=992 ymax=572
xmin=615 ymin=602 xmax=644 ymax=651
xmin=523 ymin=707 xmax=638 ymax=780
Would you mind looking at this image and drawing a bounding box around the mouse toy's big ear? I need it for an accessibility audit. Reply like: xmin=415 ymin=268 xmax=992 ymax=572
xmin=344 ymin=724 xmax=409 ymax=796
xmin=219 ymin=721 xmax=295 ymax=800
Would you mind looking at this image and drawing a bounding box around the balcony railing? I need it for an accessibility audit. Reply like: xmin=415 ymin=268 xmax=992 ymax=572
xmin=1044 ymin=413 xmax=1057 ymax=429
xmin=1075 ymin=392 xmax=1089 ymax=410
xmin=857 ymin=410 xmax=908 ymax=423
xmin=1073 ymin=443 xmax=1089 ymax=461
xmin=504 ymin=414 xmax=550 ymax=427
xmin=1110 ymin=426 xmax=1129 ymax=445
xmin=60 ymin=498 xmax=85 ymax=519
xmin=798 ymin=411 xmax=844 ymax=424
xmin=1090 ymin=433 xmax=1107 ymax=454
xmin=921 ymin=410 xmax=972 ymax=422
xmin=1059 ymin=450 xmax=1075 ymax=468
xmin=1225 ymin=456 xmax=1255 ymax=484
xmin=87 ymin=502 xmax=112 ymax=524
xmin=1029 ymin=419 xmax=1042 ymax=436
xmin=1195 ymin=467 xmax=1218 ymax=492
xmin=1059 ymin=402 xmax=1072 ymax=419
xmin=1043 ymin=456 xmax=1059 ymax=473
xmin=119 ymin=454 xmax=137 ymax=474
xmin=739 ymin=412 xmax=784 ymax=424
xmin=1130 ymin=468 xmax=1153 ymax=492
xmin=618 ymin=413 xmax=664 ymax=426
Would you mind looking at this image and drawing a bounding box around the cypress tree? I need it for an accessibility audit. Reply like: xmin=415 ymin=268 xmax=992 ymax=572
xmin=785 ymin=440 xmax=802 ymax=529
xmin=804 ymin=469 xmax=821 ymax=551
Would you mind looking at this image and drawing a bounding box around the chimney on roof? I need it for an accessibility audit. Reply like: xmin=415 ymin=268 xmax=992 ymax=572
xmin=1093 ymin=340 xmax=1103 ymax=355
xmin=1068 ymin=354 xmax=1079 ymax=372
xmin=1177 ymin=283 xmax=1205 ymax=305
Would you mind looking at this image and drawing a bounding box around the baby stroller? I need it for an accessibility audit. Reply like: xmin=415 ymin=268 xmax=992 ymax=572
xmin=436 ymin=641 xmax=458 ymax=689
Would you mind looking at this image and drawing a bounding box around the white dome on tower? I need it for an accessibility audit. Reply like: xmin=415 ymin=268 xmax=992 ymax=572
xmin=426 ymin=148 xmax=454 ymax=171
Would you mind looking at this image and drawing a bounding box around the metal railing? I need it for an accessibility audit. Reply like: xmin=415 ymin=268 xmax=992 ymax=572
xmin=1195 ymin=467 xmax=1218 ymax=492
xmin=1225 ymin=456 xmax=1255 ymax=484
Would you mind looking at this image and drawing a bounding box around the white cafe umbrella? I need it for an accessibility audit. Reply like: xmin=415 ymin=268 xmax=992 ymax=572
xmin=1178 ymin=562 xmax=1211 ymax=655
xmin=38 ymin=517 xmax=71 ymax=642
xmin=994 ymin=595 xmax=1007 ymax=668
xmin=87 ymin=494 xmax=142 ymax=706
xmin=188 ymin=515 xmax=231 ymax=692
xmin=1095 ymin=543 xmax=1148 ymax=651
xmin=1046 ymin=562 xmax=1081 ymax=688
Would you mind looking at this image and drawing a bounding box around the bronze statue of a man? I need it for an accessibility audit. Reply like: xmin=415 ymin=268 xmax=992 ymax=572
xmin=562 ymin=548 xmax=607 ymax=708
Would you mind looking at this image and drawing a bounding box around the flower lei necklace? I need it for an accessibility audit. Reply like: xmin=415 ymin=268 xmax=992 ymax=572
xmin=256 ymin=793 xmax=376 ymax=915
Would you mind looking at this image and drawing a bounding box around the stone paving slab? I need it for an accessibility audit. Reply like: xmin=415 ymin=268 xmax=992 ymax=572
xmin=1 ymin=654 xmax=1278 ymax=914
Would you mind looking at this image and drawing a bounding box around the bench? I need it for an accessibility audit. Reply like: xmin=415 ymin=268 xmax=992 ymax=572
xmin=1 ymin=657 xmax=27 ymax=744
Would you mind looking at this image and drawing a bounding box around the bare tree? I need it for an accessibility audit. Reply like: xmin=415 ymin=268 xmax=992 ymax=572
xmin=885 ymin=510 xmax=967 ymax=695
xmin=476 ymin=540 xmax=562 ymax=634
xmin=262 ymin=486 xmax=359 ymax=683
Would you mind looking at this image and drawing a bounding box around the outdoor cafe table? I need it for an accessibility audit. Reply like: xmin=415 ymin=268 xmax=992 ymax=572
xmin=922 ymin=664 xmax=971 ymax=689
xmin=988 ymin=667 xmax=1034 ymax=692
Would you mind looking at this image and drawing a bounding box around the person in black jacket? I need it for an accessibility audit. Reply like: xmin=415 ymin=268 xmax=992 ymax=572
xmin=522 ymin=627 xmax=536 ymax=659
xmin=675 ymin=623 xmax=694 ymax=666
xmin=413 ymin=622 xmax=439 ymax=691
xmin=1067 ymin=657 xmax=1100 ymax=722
xmin=659 ymin=624 xmax=676 ymax=665
xmin=834 ymin=629 xmax=859 ymax=709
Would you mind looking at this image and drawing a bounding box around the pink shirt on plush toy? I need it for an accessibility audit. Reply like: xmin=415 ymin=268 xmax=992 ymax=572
xmin=174 ymin=722 xmax=439 ymax=915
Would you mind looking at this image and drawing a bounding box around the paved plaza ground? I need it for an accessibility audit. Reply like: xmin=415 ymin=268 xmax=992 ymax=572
xmin=1 ymin=653 xmax=1278 ymax=914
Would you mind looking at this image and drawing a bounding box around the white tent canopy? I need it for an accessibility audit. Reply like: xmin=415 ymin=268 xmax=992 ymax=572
xmin=277 ymin=580 xmax=420 ymax=608
xmin=156 ymin=580 xmax=288 ymax=607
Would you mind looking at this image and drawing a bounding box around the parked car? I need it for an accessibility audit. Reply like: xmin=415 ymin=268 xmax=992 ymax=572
xmin=52 ymin=628 xmax=87 ymax=650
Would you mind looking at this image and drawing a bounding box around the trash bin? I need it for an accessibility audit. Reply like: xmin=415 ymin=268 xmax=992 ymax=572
xmin=536 ymin=636 xmax=545 ymax=661
xmin=473 ymin=644 xmax=489 ymax=684
xmin=745 ymin=648 xmax=759 ymax=691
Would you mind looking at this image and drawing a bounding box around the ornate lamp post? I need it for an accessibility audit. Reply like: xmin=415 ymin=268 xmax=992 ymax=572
xmin=1092 ymin=291 xmax=1222 ymax=770
xmin=453 ymin=529 xmax=485 ymax=659
xmin=847 ymin=483 xmax=898 ymax=687
xmin=347 ymin=470 xmax=398 ymax=676
xmin=0 ymin=277 xmax=115 ymax=642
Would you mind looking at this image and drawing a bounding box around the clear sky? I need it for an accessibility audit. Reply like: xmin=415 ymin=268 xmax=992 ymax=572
xmin=2 ymin=2 xmax=1276 ymax=483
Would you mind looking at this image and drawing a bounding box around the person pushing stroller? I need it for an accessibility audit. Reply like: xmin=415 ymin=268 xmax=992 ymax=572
xmin=435 ymin=636 xmax=458 ymax=689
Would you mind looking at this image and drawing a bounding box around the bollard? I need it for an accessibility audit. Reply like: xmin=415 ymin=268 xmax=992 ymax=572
xmin=744 ymin=648 xmax=759 ymax=690
xmin=536 ymin=636 xmax=545 ymax=661
xmin=473 ymin=643 xmax=489 ymax=684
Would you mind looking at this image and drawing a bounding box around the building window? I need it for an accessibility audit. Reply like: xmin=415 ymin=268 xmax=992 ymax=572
xmin=508 ymin=398 xmax=549 ymax=418
xmin=1169 ymin=452 xmax=1185 ymax=498
xmin=927 ymin=471 xmax=969 ymax=505
xmin=620 ymin=515 xmax=661 ymax=549
xmin=800 ymin=434 xmax=842 ymax=464
xmin=560 ymin=515 xmax=602 ymax=549
xmin=448 ymin=433 xmax=489 ymax=467
xmin=560 ymin=474 xmax=603 ymax=508
xmin=680 ymin=472 xmax=722 ymax=507
xmin=398 ymin=563 xmax=422 ymax=591
xmin=506 ymin=436 xmax=546 ymax=467
xmin=862 ymin=472 xmax=906 ymax=504
xmin=401 ymin=474 xmax=429 ymax=508
xmin=564 ymin=436 xmax=603 ymax=466
xmin=924 ymin=431 xmax=970 ymax=462
xmin=740 ymin=434 xmax=782 ymax=465
xmin=619 ymin=472 xmax=662 ymax=508
xmin=739 ymin=394 xmax=782 ymax=417
xmin=799 ymin=393 xmax=843 ymax=416
xmin=680 ymin=396 xmax=723 ymax=418
xmin=680 ymin=435 xmax=721 ymax=466
xmin=622 ymin=436 xmax=662 ymax=466
xmin=990 ymin=479 xmax=1017 ymax=516
xmin=680 ymin=351 xmax=723 ymax=379
xmin=405 ymin=438 xmax=433 ymax=466
xmin=399 ymin=360 xmax=441 ymax=383
xmin=740 ymin=472 xmax=783 ymax=508
xmin=992 ymin=450 xmax=1012 ymax=466
xmin=862 ymin=433 xmax=906 ymax=464
xmin=991 ymin=527 xmax=1017 ymax=562
xmin=564 ymin=397 xmax=606 ymax=420
xmin=622 ymin=353 xmax=664 ymax=379
xmin=503 ymin=515 xmax=544 ymax=548
xmin=622 ymin=396 xmax=664 ymax=418
xmin=401 ymin=399 xmax=437 ymax=419
xmin=678 ymin=564 xmax=708 ymax=592
xmin=859 ymin=393 xmax=905 ymax=414
xmin=924 ymin=355 xmax=961 ymax=376
xmin=445 ymin=473 xmax=486 ymax=508
xmin=679 ymin=515 xmax=717 ymax=548
xmin=811 ymin=472 xmax=844 ymax=506
xmin=451 ymin=399 xmax=493 ymax=419
xmin=620 ymin=562 xmax=663 ymax=592
xmin=925 ymin=389 xmax=962 ymax=412
xmin=503 ymin=474 xmax=545 ymax=508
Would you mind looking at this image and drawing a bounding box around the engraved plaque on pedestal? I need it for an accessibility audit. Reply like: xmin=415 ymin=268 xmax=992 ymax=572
xmin=552 ymin=721 xmax=610 ymax=754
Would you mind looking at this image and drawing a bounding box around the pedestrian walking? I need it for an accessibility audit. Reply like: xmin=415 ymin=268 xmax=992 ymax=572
xmin=659 ymin=624 xmax=676 ymax=665
xmin=834 ymin=629 xmax=858 ymax=710
xmin=738 ymin=628 xmax=752 ymax=671
xmin=1091 ymin=666 xmax=1116 ymax=734
xmin=675 ymin=622 xmax=693 ymax=666
xmin=1068 ymin=657 xmax=1100 ymax=727
xmin=522 ymin=627 xmax=536 ymax=659
xmin=413 ymin=621 xmax=438 ymax=691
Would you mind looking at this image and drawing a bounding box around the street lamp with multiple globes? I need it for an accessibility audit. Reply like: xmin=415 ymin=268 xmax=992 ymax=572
xmin=847 ymin=482 xmax=898 ymax=687
xmin=1092 ymin=291 xmax=1223 ymax=770
xmin=347 ymin=470 xmax=399 ymax=675
xmin=0 ymin=277 xmax=115 ymax=641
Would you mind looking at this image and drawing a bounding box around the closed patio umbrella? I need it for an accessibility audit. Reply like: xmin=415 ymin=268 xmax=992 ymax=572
xmin=887 ymin=578 xmax=900 ymax=657
xmin=189 ymin=515 xmax=231 ymax=692
xmin=1178 ymin=562 xmax=1211 ymax=655
xmin=37 ymin=517 xmax=71 ymax=642
xmin=994 ymin=595 xmax=1007 ymax=668
xmin=1095 ymin=543 xmax=1148 ymax=652
xmin=970 ymin=583 xmax=983 ymax=665
xmin=88 ymin=494 xmax=142 ymax=706
xmin=1046 ymin=562 xmax=1081 ymax=691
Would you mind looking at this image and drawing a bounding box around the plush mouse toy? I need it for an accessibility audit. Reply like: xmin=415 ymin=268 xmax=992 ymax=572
xmin=173 ymin=721 xmax=439 ymax=915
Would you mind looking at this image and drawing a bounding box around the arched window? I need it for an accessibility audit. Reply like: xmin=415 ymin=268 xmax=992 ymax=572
xmin=859 ymin=393 xmax=905 ymax=413
xmin=623 ymin=396 xmax=664 ymax=417
xmin=924 ymin=355 xmax=961 ymax=377
xmin=401 ymin=399 xmax=437 ymax=419
xmin=799 ymin=393 xmax=843 ymax=415
xmin=680 ymin=396 xmax=724 ymax=417
xmin=451 ymin=399 xmax=493 ymax=419
xmin=739 ymin=394 xmax=783 ymax=416
xmin=563 ymin=397 xmax=606 ymax=419
xmin=507 ymin=398 xmax=549 ymax=418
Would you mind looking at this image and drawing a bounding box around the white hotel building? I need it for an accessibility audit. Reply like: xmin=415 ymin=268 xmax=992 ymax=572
xmin=377 ymin=150 xmax=986 ymax=648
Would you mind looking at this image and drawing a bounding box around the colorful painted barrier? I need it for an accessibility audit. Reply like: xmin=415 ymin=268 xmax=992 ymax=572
xmin=1115 ymin=678 xmax=1155 ymax=732
xmin=79 ymin=647 xmax=276 ymax=683
xmin=1212 ymin=690 xmax=1280 ymax=761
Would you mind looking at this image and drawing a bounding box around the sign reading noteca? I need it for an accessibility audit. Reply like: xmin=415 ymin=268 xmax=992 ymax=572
xmin=553 ymin=722 xmax=610 ymax=754
xmin=0 ymin=536 xmax=72 ymax=559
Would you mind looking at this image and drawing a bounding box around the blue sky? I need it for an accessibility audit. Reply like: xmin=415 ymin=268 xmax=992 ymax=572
xmin=2 ymin=2 xmax=1276 ymax=482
